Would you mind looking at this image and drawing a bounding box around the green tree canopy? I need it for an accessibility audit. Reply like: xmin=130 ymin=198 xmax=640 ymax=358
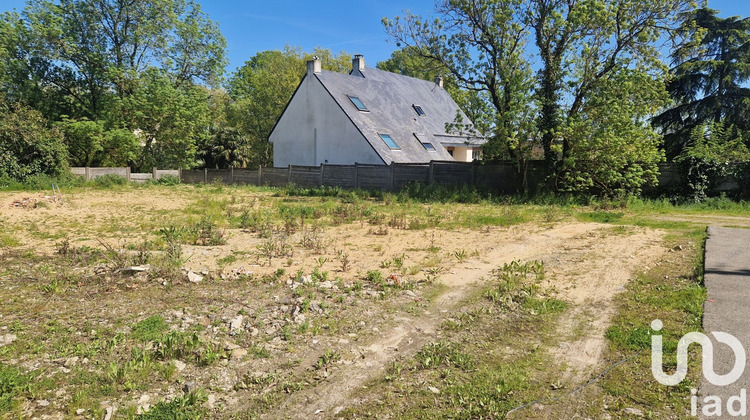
xmin=653 ymin=7 xmax=750 ymax=159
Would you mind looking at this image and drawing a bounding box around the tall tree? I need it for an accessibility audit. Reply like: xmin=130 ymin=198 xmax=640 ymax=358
xmin=653 ymin=8 xmax=750 ymax=159
xmin=383 ymin=0 xmax=537 ymax=164
xmin=385 ymin=0 xmax=692 ymax=196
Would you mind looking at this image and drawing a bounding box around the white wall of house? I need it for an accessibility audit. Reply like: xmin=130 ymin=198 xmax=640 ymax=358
xmin=269 ymin=73 xmax=383 ymax=167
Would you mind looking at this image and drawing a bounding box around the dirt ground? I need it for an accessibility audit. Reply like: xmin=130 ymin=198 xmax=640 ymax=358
xmin=0 ymin=188 xmax=681 ymax=418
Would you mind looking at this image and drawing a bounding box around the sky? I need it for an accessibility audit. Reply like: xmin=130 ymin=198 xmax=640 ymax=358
xmin=1 ymin=0 xmax=748 ymax=75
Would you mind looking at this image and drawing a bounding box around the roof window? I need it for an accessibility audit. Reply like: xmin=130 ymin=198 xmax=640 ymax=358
xmin=379 ymin=134 xmax=400 ymax=150
xmin=413 ymin=105 xmax=425 ymax=116
xmin=348 ymin=96 xmax=368 ymax=111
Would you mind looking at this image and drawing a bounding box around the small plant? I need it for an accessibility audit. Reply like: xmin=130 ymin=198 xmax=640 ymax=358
xmin=192 ymin=217 xmax=226 ymax=246
xmin=453 ymin=249 xmax=468 ymax=261
xmin=315 ymin=256 xmax=328 ymax=269
xmin=314 ymin=349 xmax=341 ymax=370
xmin=337 ymin=250 xmax=350 ymax=272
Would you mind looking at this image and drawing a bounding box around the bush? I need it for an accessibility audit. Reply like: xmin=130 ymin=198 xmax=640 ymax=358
xmin=91 ymin=174 xmax=129 ymax=188
xmin=0 ymin=103 xmax=68 ymax=181
xmin=152 ymin=175 xmax=181 ymax=186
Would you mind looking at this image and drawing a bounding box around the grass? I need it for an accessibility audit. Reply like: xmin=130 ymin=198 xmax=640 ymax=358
xmin=0 ymin=181 xmax=743 ymax=417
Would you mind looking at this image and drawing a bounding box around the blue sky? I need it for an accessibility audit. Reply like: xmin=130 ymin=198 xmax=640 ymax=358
xmin=1 ymin=0 xmax=748 ymax=74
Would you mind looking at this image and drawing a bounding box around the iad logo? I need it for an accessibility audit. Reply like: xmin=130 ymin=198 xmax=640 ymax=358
xmin=651 ymin=319 xmax=746 ymax=386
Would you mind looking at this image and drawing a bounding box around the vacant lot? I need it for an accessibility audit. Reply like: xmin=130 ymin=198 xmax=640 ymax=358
xmin=0 ymin=184 xmax=746 ymax=419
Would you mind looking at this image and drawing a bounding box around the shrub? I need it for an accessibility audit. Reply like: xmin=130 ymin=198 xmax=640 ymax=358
xmin=0 ymin=103 xmax=68 ymax=181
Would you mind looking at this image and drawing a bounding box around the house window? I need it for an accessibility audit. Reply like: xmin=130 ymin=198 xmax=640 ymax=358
xmin=412 ymin=105 xmax=425 ymax=116
xmin=414 ymin=133 xmax=435 ymax=151
xmin=348 ymin=96 xmax=368 ymax=111
xmin=379 ymin=134 xmax=400 ymax=150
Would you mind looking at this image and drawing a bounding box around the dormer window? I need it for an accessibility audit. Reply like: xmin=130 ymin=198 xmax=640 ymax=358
xmin=348 ymin=96 xmax=368 ymax=111
xmin=412 ymin=105 xmax=425 ymax=116
xmin=379 ymin=134 xmax=400 ymax=150
xmin=414 ymin=133 xmax=435 ymax=151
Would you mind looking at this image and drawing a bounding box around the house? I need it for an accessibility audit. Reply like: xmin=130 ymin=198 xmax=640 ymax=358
xmin=268 ymin=55 xmax=484 ymax=167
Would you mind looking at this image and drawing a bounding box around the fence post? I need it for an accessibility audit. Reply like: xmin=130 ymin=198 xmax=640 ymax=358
xmin=230 ymin=167 xmax=234 ymax=184
xmin=390 ymin=163 xmax=395 ymax=191
xmin=320 ymin=163 xmax=325 ymax=187
xmin=288 ymin=164 xmax=293 ymax=185
xmin=178 ymin=168 xmax=182 ymax=182
xmin=428 ymin=161 xmax=434 ymax=184
xmin=204 ymin=168 xmax=208 ymax=184
xmin=257 ymin=167 xmax=262 ymax=186
xmin=354 ymin=163 xmax=359 ymax=189
xmin=472 ymin=162 xmax=477 ymax=185
xmin=152 ymin=167 xmax=157 ymax=181
xmin=85 ymin=167 xmax=91 ymax=180
xmin=126 ymin=167 xmax=131 ymax=182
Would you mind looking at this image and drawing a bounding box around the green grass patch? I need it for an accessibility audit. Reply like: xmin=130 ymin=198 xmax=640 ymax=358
xmin=0 ymin=363 xmax=32 ymax=414
xmin=577 ymin=211 xmax=624 ymax=223
xmin=132 ymin=315 xmax=169 ymax=342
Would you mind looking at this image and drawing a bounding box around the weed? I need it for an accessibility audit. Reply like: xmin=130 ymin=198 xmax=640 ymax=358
xmin=337 ymin=250 xmax=350 ymax=272
xmin=132 ymin=315 xmax=169 ymax=342
xmin=138 ymin=390 xmax=207 ymax=419
xmin=0 ymin=364 xmax=32 ymax=414
xmin=415 ymin=341 xmax=474 ymax=371
xmin=314 ymin=349 xmax=341 ymax=370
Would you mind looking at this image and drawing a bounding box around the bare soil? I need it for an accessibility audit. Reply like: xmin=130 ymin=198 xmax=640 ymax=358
xmin=0 ymin=188 xmax=671 ymax=418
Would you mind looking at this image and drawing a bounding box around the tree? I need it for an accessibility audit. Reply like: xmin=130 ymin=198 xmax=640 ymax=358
xmin=677 ymin=122 xmax=750 ymax=202
xmin=0 ymin=102 xmax=68 ymax=180
xmin=385 ymin=0 xmax=692 ymax=196
xmin=383 ymin=0 xmax=537 ymax=165
xmin=222 ymin=46 xmax=351 ymax=168
xmin=653 ymin=8 xmax=750 ymax=159
xmin=57 ymin=117 xmax=139 ymax=167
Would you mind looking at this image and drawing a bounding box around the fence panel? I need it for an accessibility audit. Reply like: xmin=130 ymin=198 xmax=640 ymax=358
xmin=393 ymin=163 xmax=429 ymax=190
xmin=261 ymin=167 xmax=289 ymax=187
xmin=290 ymin=166 xmax=322 ymax=188
xmin=233 ymin=169 xmax=258 ymax=185
xmin=206 ymin=169 xmax=231 ymax=184
xmin=182 ymin=170 xmax=204 ymax=184
xmin=356 ymin=165 xmax=391 ymax=190
xmin=322 ymin=165 xmax=356 ymax=189
xmin=432 ymin=161 xmax=473 ymax=185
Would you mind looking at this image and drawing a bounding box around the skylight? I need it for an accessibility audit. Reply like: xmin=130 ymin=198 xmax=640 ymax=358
xmin=348 ymin=96 xmax=368 ymax=111
xmin=414 ymin=133 xmax=435 ymax=151
xmin=413 ymin=105 xmax=425 ymax=116
xmin=379 ymin=134 xmax=399 ymax=150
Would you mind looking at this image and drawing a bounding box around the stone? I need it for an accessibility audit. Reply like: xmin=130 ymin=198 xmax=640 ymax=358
xmin=104 ymin=406 xmax=115 ymax=420
xmin=230 ymin=348 xmax=248 ymax=360
xmin=207 ymin=394 xmax=216 ymax=409
xmin=319 ymin=281 xmax=334 ymax=289
xmin=64 ymin=356 xmax=79 ymax=367
xmin=428 ymin=386 xmax=440 ymax=394
xmin=38 ymin=399 xmax=50 ymax=407
xmin=622 ymin=408 xmax=644 ymax=417
xmin=229 ymin=315 xmax=244 ymax=333
xmin=249 ymin=328 xmax=259 ymax=337
xmin=404 ymin=290 xmax=417 ymax=298
xmin=76 ymin=408 xmax=86 ymax=415
xmin=0 ymin=333 xmax=17 ymax=347
xmin=187 ymin=271 xmax=203 ymax=283
xmin=183 ymin=382 xmax=197 ymax=394
xmin=173 ymin=360 xmax=186 ymax=372
xmin=119 ymin=265 xmax=150 ymax=273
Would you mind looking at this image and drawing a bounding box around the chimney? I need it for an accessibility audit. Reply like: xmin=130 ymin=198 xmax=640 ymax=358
xmin=307 ymin=57 xmax=322 ymax=75
xmin=353 ymin=54 xmax=365 ymax=71
xmin=434 ymin=75 xmax=444 ymax=88
xmin=350 ymin=54 xmax=366 ymax=77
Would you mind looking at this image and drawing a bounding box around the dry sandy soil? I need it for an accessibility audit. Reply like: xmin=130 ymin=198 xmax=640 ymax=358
xmin=0 ymin=188 xmax=680 ymax=418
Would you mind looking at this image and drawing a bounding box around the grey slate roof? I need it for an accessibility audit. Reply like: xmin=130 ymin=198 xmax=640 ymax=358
xmin=314 ymin=67 xmax=483 ymax=164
